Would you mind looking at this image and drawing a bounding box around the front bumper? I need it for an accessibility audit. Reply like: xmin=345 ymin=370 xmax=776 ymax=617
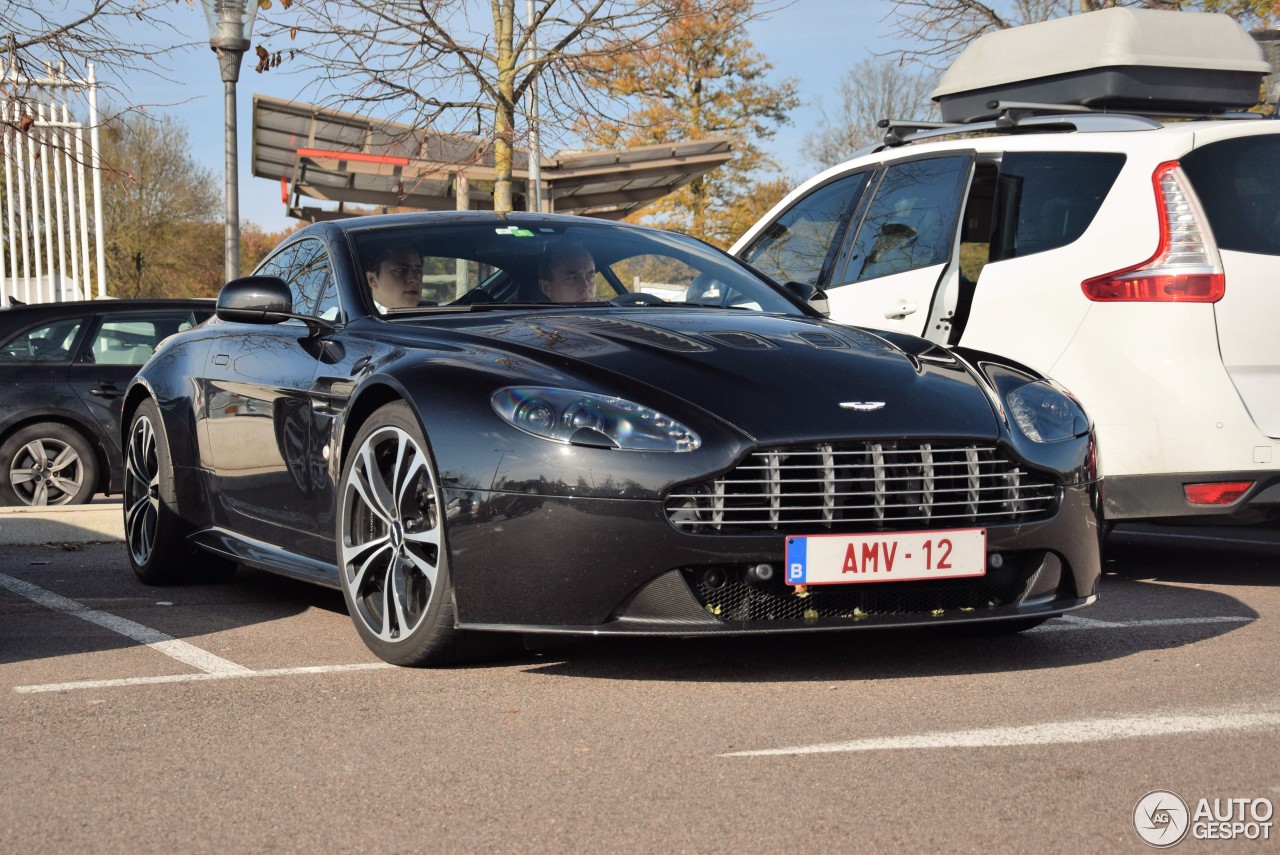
xmin=445 ymin=481 xmax=1102 ymax=635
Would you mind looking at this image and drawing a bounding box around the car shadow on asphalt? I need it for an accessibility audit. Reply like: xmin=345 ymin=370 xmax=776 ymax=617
xmin=1104 ymin=539 xmax=1280 ymax=588
xmin=0 ymin=544 xmax=345 ymax=667
xmin=1 ymin=539 xmax=1269 ymax=676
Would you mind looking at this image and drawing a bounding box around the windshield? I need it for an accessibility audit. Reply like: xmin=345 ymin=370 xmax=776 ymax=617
xmin=350 ymin=219 xmax=803 ymax=315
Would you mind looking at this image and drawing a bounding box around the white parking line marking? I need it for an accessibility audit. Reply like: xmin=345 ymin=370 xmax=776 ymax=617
xmin=722 ymin=708 xmax=1280 ymax=757
xmin=1033 ymin=615 xmax=1253 ymax=632
xmin=14 ymin=663 xmax=396 ymax=694
xmin=1049 ymin=614 xmax=1127 ymax=628
xmin=0 ymin=572 xmax=252 ymax=676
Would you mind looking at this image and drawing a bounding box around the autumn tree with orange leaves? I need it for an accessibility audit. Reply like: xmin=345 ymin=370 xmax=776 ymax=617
xmin=577 ymin=0 xmax=798 ymax=247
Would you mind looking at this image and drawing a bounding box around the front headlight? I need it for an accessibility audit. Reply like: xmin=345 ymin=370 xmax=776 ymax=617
xmin=1005 ymin=381 xmax=1089 ymax=443
xmin=491 ymin=387 xmax=701 ymax=452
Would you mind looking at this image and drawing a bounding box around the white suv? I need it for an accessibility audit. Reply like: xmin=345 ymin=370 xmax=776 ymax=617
xmin=731 ymin=8 xmax=1280 ymax=525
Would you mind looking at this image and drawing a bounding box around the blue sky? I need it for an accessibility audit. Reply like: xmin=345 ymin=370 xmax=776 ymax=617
xmin=113 ymin=0 xmax=910 ymax=232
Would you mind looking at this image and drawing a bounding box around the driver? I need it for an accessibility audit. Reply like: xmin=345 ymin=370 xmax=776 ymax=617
xmin=537 ymin=242 xmax=597 ymax=302
xmin=365 ymin=243 xmax=425 ymax=311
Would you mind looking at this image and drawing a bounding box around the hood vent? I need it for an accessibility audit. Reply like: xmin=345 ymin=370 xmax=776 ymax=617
xmin=795 ymin=331 xmax=849 ymax=349
xmin=544 ymin=316 xmax=712 ymax=352
xmin=702 ymin=331 xmax=777 ymax=350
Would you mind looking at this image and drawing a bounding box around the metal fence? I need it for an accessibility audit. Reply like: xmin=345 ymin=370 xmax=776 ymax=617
xmin=1 ymin=62 xmax=106 ymax=306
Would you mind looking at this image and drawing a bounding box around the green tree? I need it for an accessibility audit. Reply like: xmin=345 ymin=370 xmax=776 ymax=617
xmin=577 ymin=0 xmax=798 ymax=247
xmin=98 ymin=112 xmax=223 ymax=298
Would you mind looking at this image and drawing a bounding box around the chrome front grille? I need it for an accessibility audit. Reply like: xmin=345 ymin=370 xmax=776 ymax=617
xmin=666 ymin=442 xmax=1058 ymax=534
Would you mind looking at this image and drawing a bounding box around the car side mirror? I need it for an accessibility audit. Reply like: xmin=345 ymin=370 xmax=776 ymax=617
xmin=216 ymin=276 xmax=294 ymax=324
xmin=784 ymin=281 xmax=831 ymax=317
xmin=215 ymin=276 xmax=338 ymax=336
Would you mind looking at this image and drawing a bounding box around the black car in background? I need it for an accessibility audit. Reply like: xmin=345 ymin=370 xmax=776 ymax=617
xmin=123 ymin=212 xmax=1102 ymax=666
xmin=0 ymin=299 xmax=213 ymax=505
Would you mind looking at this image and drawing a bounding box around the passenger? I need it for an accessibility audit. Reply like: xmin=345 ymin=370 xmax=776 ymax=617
xmin=537 ymin=242 xmax=598 ymax=302
xmin=365 ymin=244 xmax=425 ymax=310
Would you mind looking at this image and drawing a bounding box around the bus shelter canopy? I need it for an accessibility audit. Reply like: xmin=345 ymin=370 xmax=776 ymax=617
xmin=251 ymin=95 xmax=734 ymax=222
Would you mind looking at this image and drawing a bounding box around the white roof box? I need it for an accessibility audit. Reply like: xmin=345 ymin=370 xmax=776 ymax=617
xmin=932 ymin=8 xmax=1272 ymax=122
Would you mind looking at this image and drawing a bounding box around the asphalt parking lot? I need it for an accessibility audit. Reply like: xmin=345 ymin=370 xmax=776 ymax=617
xmin=1 ymin=504 xmax=1277 ymax=852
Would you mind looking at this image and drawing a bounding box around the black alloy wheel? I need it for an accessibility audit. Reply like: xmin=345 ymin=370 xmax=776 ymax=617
xmin=337 ymin=401 xmax=480 ymax=666
xmin=124 ymin=398 xmax=234 ymax=584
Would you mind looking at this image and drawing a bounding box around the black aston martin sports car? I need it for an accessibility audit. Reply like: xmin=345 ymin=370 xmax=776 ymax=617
xmin=123 ymin=212 xmax=1102 ymax=665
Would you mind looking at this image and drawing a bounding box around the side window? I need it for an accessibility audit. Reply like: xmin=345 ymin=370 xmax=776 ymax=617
xmin=1182 ymin=135 xmax=1280 ymax=257
xmin=0 ymin=317 xmax=84 ymax=363
xmin=839 ymin=155 xmax=970 ymax=283
xmin=738 ymin=171 xmax=870 ymax=287
xmin=286 ymin=239 xmax=334 ymax=317
xmin=80 ymin=312 xmax=200 ymax=366
xmin=252 ymin=240 xmax=335 ymax=319
xmin=421 ymin=256 xmax=458 ymax=303
xmin=991 ymin=152 xmax=1125 ymax=260
xmin=958 ymin=162 xmax=1000 ymax=283
xmin=610 ymin=254 xmax=697 ymax=302
xmin=255 ymin=243 xmax=296 ymax=281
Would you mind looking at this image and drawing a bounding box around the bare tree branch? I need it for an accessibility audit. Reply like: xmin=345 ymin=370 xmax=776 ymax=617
xmin=0 ymin=1 xmax=194 ymax=142
xmin=884 ymin=0 xmax=1276 ymax=67
xmin=802 ymin=57 xmax=937 ymax=168
xmin=254 ymin=0 xmax=681 ymax=210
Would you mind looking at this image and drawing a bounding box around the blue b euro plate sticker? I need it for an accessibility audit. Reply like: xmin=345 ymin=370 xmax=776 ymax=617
xmin=785 ymin=537 xmax=807 ymax=584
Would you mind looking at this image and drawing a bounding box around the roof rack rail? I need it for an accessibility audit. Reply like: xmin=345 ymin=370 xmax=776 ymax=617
xmin=984 ymin=99 xmax=1267 ymax=125
xmin=875 ymin=98 xmax=1268 ymax=150
xmin=876 ymin=119 xmax=959 ymax=147
xmin=876 ymin=111 xmax=1161 ymax=149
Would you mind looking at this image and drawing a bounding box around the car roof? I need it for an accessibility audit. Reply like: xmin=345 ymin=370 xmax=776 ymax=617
xmin=301 ymin=210 xmax=675 ymax=240
xmin=0 ymin=298 xmax=213 ymax=315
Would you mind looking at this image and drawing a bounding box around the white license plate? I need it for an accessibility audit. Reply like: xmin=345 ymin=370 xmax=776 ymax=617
xmin=784 ymin=528 xmax=987 ymax=585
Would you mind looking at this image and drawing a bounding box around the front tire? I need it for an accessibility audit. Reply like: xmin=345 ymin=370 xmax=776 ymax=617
xmin=0 ymin=422 xmax=98 ymax=506
xmin=338 ymin=401 xmax=471 ymax=666
xmin=124 ymin=399 xmax=234 ymax=584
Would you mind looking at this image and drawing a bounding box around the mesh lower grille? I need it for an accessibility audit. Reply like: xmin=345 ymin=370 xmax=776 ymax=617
xmin=684 ymin=553 xmax=1043 ymax=623
xmin=667 ymin=442 xmax=1057 ymax=534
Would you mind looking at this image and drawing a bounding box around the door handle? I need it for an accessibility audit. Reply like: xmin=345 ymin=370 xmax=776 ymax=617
xmin=884 ymin=302 xmax=918 ymax=320
xmin=89 ymin=385 xmax=123 ymax=399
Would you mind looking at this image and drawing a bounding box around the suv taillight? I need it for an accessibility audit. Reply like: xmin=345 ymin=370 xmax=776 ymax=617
xmin=1081 ymin=161 xmax=1224 ymax=302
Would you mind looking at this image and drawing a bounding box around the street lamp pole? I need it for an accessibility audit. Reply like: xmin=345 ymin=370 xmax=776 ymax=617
xmin=202 ymin=1 xmax=260 ymax=283
xmin=526 ymin=0 xmax=542 ymax=213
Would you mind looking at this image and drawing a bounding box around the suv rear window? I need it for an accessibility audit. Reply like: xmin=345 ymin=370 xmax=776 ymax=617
xmin=1181 ymin=135 xmax=1280 ymax=257
xmin=992 ymin=152 xmax=1125 ymax=260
